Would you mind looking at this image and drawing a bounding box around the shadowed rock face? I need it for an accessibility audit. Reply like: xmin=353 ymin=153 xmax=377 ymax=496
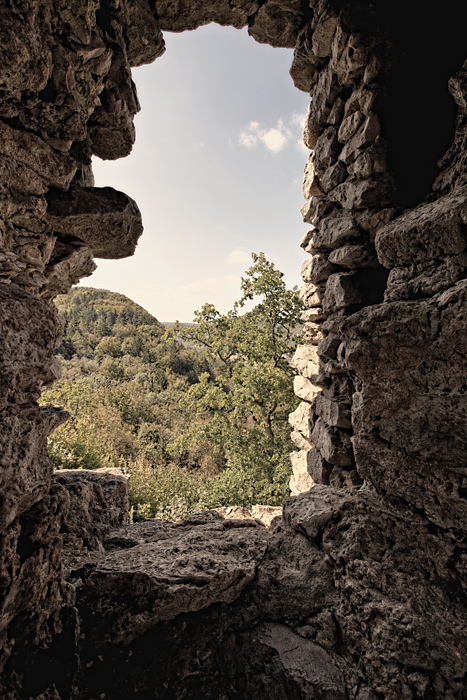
xmin=1 ymin=1 xmax=467 ymax=699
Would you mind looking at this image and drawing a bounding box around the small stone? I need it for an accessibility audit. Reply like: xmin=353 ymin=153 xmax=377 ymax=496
xmin=343 ymin=87 xmax=376 ymax=119
xmin=290 ymin=24 xmax=322 ymax=93
xmin=334 ymin=33 xmax=368 ymax=87
xmin=327 ymin=177 xmax=392 ymax=210
xmin=301 ymin=254 xmax=337 ymax=284
xmin=306 ymin=447 xmax=334 ymax=484
xmin=294 ymin=375 xmax=321 ymax=402
xmin=290 ymin=451 xmax=314 ymax=495
xmin=289 ymin=401 xmax=314 ymax=440
xmin=299 ymin=282 xmax=323 ymax=307
xmin=311 ymin=418 xmax=353 ymax=466
xmin=300 ymin=229 xmax=315 ymax=250
xmin=339 ymin=112 xmax=381 ymax=164
xmin=317 ymin=335 xmax=341 ymax=360
xmin=291 ymin=344 xmax=320 ymax=379
xmin=309 ymin=212 xmax=363 ymax=252
xmin=322 ymin=272 xmax=362 ymax=313
xmin=301 ymin=196 xmax=326 ymax=224
xmin=303 ymin=156 xmax=324 ymax=198
xmin=312 ymin=13 xmax=338 ymax=58
xmin=302 ymin=321 xmax=326 ymax=345
xmin=321 ymin=161 xmax=348 ymax=193
xmin=301 ymin=307 xmax=327 ymax=323
xmin=347 ymin=145 xmax=387 ymax=179
xmin=313 ymin=126 xmax=340 ymax=174
xmin=338 ymin=110 xmax=365 ymax=144
xmin=327 ymin=96 xmax=345 ymax=125
xmin=328 ymin=244 xmax=377 ymax=269
xmin=313 ymin=394 xmax=352 ymax=429
xmin=304 ymin=66 xmax=342 ymax=148
xmin=291 ymin=429 xmax=313 ymax=450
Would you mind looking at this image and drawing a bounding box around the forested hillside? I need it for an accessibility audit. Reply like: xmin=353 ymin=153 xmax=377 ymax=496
xmin=42 ymin=256 xmax=303 ymax=520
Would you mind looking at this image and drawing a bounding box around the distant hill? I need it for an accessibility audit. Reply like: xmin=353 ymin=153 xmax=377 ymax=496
xmin=55 ymin=287 xmax=165 ymax=359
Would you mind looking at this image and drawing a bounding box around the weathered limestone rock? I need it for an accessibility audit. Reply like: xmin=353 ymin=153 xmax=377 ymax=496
xmin=74 ymin=515 xmax=268 ymax=645
xmin=154 ymin=0 xmax=260 ymax=32
xmin=46 ymin=186 xmax=143 ymax=259
xmin=376 ymin=185 xmax=467 ymax=269
xmin=0 ymin=121 xmax=77 ymax=195
xmin=53 ymin=469 xmax=130 ymax=573
xmin=339 ymin=279 xmax=467 ymax=529
xmin=248 ymin=0 xmax=308 ymax=48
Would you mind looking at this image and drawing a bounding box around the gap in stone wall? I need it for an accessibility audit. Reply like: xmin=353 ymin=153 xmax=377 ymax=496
xmin=81 ymin=23 xmax=310 ymax=324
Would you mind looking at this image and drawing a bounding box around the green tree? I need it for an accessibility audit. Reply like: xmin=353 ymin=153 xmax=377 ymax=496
xmin=167 ymin=252 xmax=303 ymax=504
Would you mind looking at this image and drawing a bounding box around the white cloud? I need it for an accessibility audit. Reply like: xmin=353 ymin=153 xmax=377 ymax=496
xmin=239 ymin=130 xmax=258 ymax=149
xmin=238 ymin=115 xmax=305 ymax=154
xmin=260 ymin=127 xmax=288 ymax=153
xmin=228 ymin=247 xmax=251 ymax=265
xmin=290 ymin=112 xmax=307 ymax=129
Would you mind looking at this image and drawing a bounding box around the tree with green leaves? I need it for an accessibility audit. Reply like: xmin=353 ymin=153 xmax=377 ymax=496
xmin=167 ymin=252 xmax=303 ymax=504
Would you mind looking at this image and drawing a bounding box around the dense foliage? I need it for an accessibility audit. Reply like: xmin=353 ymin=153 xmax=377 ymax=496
xmin=42 ymin=255 xmax=303 ymax=520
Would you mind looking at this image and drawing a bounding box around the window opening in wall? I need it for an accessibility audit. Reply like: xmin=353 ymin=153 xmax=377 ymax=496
xmin=45 ymin=24 xmax=311 ymax=522
xmin=82 ymin=24 xmax=310 ymax=322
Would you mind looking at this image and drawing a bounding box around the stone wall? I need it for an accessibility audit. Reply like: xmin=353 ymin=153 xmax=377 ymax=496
xmin=0 ymin=1 xmax=467 ymax=698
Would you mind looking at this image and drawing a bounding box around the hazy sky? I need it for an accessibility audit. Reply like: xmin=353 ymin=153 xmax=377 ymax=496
xmin=80 ymin=23 xmax=311 ymax=322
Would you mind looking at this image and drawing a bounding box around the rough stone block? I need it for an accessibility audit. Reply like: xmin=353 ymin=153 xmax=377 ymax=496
xmin=154 ymin=0 xmax=260 ymax=32
xmin=46 ymin=185 xmax=143 ymax=259
xmin=338 ymin=110 xmax=365 ymax=143
xmin=290 ymin=450 xmax=314 ymax=495
xmin=302 ymin=320 xmax=326 ymax=345
xmin=327 ymin=176 xmax=392 ymax=210
xmin=307 ymin=211 xmax=363 ymax=252
xmin=339 ymin=112 xmax=381 ymax=164
xmin=301 ymin=254 xmax=336 ymax=284
xmin=347 ymin=145 xmax=387 ymax=179
xmin=328 ymin=244 xmax=377 ymax=269
xmin=321 ymin=160 xmax=348 ymax=193
xmin=311 ymin=418 xmax=353 ymax=466
xmin=306 ymin=446 xmax=334 ymax=484
xmin=299 ymin=282 xmax=323 ymax=307
xmin=375 ymin=186 xmax=467 ymax=268
xmin=0 ymin=121 xmax=76 ymax=194
xmin=291 ymin=344 xmax=320 ymax=380
xmin=290 ymin=24 xmax=322 ymax=93
xmin=291 ymin=428 xmax=313 ymax=450
xmin=301 ymin=306 xmax=326 ymax=323
xmin=294 ymin=375 xmax=321 ymax=403
xmin=327 ymin=96 xmax=345 ymax=125
xmin=289 ymin=401 xmax=314 ymax=440
xmin=339 ymin=278 xmax=467 ymax=528
xmin=333 ymin=33 xmax=368 ymax=87
xmin=312 ymin=13 xmax=338 ymax=58
xmin=248 ymin=0 xmax=306 ymax=48
xmin=256 ymin=623 xmax=346 ymax=698
xmin=313 ymin=393 xmax=352 ymax=429
xmin=303 ymin=155 xmax=324 ymax=198
xmin=313 ymin=126 xmax=340 ymax=174
xmin=123 ymin=0 xmax=166 ymax=67
xmin=322 ymin=272 xmax=362 ymax=313
xmin=301 ymin=195 xmax=326 ymax=224
xmin=317 ymin=335 xmax=341 ymax=360
xmin=304 ymin=66 xmax=342 ymax=148
xmin=343 ymin=86 xmax=376 ymax=119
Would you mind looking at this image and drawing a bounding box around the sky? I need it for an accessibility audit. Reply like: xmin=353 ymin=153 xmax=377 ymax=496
xmin=80 ymin=23 xmax=311 ymax=322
